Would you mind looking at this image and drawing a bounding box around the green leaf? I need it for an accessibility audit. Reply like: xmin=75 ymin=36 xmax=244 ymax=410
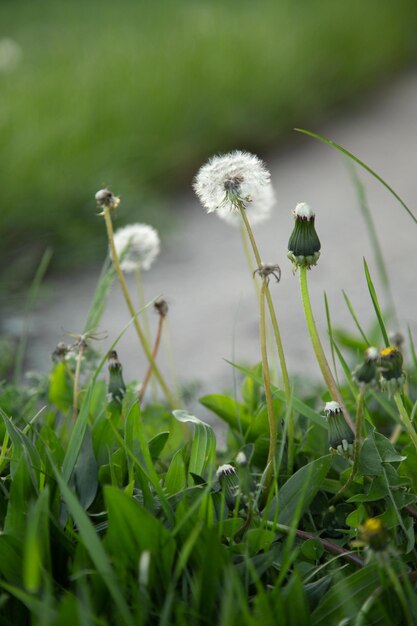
xmin=74 ymin=426 xmax=98 ymax=510
xmin=300 ymin=538 xmax=324 ymax=562
xmin=173 ymin=410 xmax=216 ymax=481
xmin=62 ymin=385 xmax=93 ymax=484
xmin=363 ymin=258 xmax=390 ymax=347
xmin=23 ymin=487 xmax=50 ymax=593
xmin=312 ymin=565 xmax=380 ymax=625
xmin=48 ymin=454 xmax=133 ymax=625
xmin=48 ymin=362 xmax=73 ymax=412
xmin=164 ymin=448 xmax=187 ymax=495
xmin=199 ymin=394 xmax=250 ymax=432
xmin=105 ymin=486 xmax=176 ymax=589
xmin=269 ymin=455 xmax=333 ymax=525
xmin=148 ymin=431 xmax=170 ymax=460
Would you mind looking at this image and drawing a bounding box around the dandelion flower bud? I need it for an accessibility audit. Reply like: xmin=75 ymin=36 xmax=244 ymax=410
xmin=359 ymin=518 xmax=388 ymax=552
xmin=378 ymin=346 xmax=406 ymax=396
xmin=154 ymin=298 xmax=168 ymax=318
xmin=107 ymin=350 xmax=126 ymax=404
xmin=324 ymin=401 xmax=354 ymax=455
xmin=287 ymin=202 xmax=321 ymax=270
xmin=95 ymin=188 xmax=121 ymax=211
xmin=193 ymin=150 xmax=275 ymax=226
xmin=112 ymin=223 xmax=160 ymax=273
xmin=216 ymin=464 xmax=239 ymax=508
xmin=352 ymin=346 xmax=378 ymax=386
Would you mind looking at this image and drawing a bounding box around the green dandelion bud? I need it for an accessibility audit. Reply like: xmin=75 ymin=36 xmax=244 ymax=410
xmin=378 ymin=347 xmax=406 ymax=396
xmin=107 ymin=350 xmax=126 ymax=404
xmin=352 ymin=346 xmax=378 ymax=386
xmin=216 ymin=464 xmax=239 ymax=509
xmin=324 ymin=401 xmax=355 ymax=456
xmin=287 ymin=202 xmax=321 ymax=270
xmin=359 ymin=518 xmax=388 ymax=552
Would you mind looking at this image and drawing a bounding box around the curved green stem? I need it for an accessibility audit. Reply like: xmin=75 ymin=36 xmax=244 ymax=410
xmin=330 ymin=386 xmax=366 ymax=504
xmin=394 ymin=392 xmax=417 ymax=453
xmin=238 ymin=204 xmax=294 ymax=472
xmin=299 ymin=265 xmax=355 ymax=433
xmin=259 ymin=281 xmax=277 ymax=497
xmin=102 ymin=208 xmax=175 ymax=409
xmin=72 ymin=344 xmax=85 ymax=420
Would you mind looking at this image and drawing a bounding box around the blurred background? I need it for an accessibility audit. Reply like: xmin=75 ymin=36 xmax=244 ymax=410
xmin=2 ymin=0 xmax=417 ymax=286
xmin=1 ymin=0 xmax=417 ymax=389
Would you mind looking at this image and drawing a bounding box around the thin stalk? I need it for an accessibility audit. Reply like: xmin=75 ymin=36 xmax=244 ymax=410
xmin=135 ymin=267 xmax=152 ymax=349
xmin=135 ymin=267 xmax=157 ymax=401
xmin=72 ymin=344 xmax=85 ymax=420
xmin=259 ymin=281 xmax=277 ymax=497
xmin=265 ymin=520 xmax=363 ymax=567
xmin=299 ymin=265 xmax=355 ymax=433
xmin=102 ymin=208 xmax=175 ymax=408
xmin=238 ymin=204 xmax=294 ymax=471
xmin=330 ymin=386 xmax=366 ymax=505
xmin=138 ymin=313 xmax=164 ymax=404
xmin=393 ymin=392 xmax=417 ymax=453
xmin=162 ymin=320 xmax=182 ymax=408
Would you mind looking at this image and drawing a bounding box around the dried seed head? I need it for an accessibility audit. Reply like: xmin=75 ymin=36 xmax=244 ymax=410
xmin=193 ymin=150 xmax=275 ymax=226
xmin=287 ymin=202 xmax=321 ymax=270
xmin=52 ymin=342 xmax=70 ymax=362
xmin=95 ymin=188 xmax=121 ymax=211
xmin=154 ymin=298 xmax=169 ymax=318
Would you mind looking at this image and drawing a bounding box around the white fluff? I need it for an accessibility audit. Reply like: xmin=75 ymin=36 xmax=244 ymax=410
xmin=112 ymin=223 xmax=160 ymax=272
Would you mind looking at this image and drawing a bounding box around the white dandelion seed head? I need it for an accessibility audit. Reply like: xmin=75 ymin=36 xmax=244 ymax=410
xmin=112 ymin=223 xmax=160 ymax=272
xmin=294 ymin=202 xmax=315 ymax=220
xmin=193 ymin=150 xmax=275 ymax=227
xmin=324 ymin=401 xmax=342 ymax=415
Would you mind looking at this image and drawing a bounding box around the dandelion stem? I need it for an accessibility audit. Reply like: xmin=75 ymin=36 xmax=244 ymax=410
xmin=138 ymin=311 xmax=164 ymax=404
xmin=238 ymin=203 xmax=294 ymax=472
xmin=299 ymin=265 xmax=355 ymax=432
xmin=102 ymin=207 xmax=175 ymax=408
xmin=393 ymin=392 xmax=417 ymax=453
xmin=72 ymin=344 xmax=85 ymax=420
xmin=135 ymin=268 xmax=152 ymax=349
xmin=329 ymin=386 xmax=365 ymax=504
xmin=259 ymin=281 xmax=277 ymax=497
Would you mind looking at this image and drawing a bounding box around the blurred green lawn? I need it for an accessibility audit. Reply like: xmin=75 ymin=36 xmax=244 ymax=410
xmin=1 ymin=0 xmax=417 ymax=286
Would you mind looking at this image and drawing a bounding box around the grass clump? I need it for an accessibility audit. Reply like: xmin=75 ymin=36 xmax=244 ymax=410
xmin=2 ymin=139 xmax=417 ymax=625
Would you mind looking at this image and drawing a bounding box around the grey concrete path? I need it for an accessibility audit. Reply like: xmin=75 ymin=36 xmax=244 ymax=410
xmin=29 ymin=70 xmax=417 ymax=399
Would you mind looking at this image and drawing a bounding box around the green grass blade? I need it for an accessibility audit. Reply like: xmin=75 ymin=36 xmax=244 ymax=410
xmin=295 ymin=128 xmax=417 ymax=225
xmin=324 ymin=292 xmax=339 ymax=386
xmin=48 ymin=453 xmax=133 ymax=625
xmin=342 ymin=290 xmax=370 ymax=346
xmin=363 ymin=258 xmax=390 ymax=347
xmin=83 ymin=256 xmax=115 ymax=334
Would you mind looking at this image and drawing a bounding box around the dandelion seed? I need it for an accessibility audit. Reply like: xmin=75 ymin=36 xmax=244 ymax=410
xmin=112 ymin=223 xmax=160 ymax=273
xmin=193 ymin=150 xmax=275 ymax=226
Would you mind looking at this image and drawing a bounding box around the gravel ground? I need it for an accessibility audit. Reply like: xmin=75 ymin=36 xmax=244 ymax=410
xmin=24 ymin=70 xmax=417 ymax=406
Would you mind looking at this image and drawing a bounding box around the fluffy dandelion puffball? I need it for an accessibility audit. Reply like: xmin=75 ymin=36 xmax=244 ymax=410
xmin=193 ymin=150 xmax=275 ymax=226
xmin=112 ymin=224 xmax=160 ymax=272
